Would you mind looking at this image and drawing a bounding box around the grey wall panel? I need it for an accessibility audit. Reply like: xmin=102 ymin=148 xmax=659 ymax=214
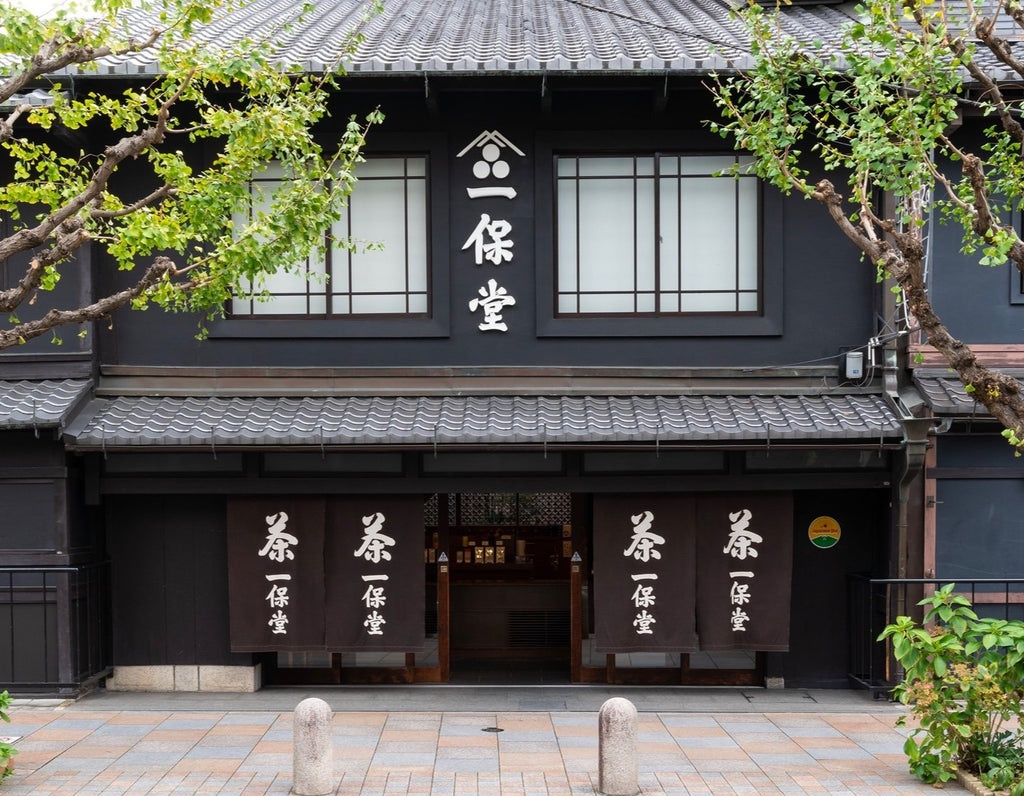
xmin=936 ymin=479 xmax=1024 ymax=580
xmin=935 ymin=434 xmax=1020 ymax=469
xmin=0 ymin=482 xmax=57 ymax=551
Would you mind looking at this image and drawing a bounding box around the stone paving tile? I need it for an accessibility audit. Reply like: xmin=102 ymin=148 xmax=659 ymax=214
xmin=373 ymin=740 xmax=437 ymax=754
xmin=437 ymin=735 xmax=496 ymax=749
xmin=437 ymin=724 xmax=493 ymax=737
xmin=676 ymin=735 xmax=741 ymax=749
xmin=552 ymin=735 xmax=595 ymax=748
xmin=379 ymin=728 xmax=437 ymax=742
xmin=659 ymin=714 xmax=725 ymax=728
xmin=432 ymin=758 xmax=499 ymax=774
xmin=0 ymin=706 xmax=972 ymax=795
xmin=783 ymin=726 xmax=846 ymax=738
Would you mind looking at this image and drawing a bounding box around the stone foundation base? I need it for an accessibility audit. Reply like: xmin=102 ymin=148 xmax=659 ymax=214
xmin=105 ymin=664 xmax=262 ymax=693
xmin=764 ymin=676 xmax=785 ymax=689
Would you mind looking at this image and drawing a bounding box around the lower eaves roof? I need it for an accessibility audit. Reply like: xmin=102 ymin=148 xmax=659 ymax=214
xmin=913 ymin=374 xmax=980 ymax=416
xmin=0 ymin=379 xmax=93 ymax=431
xmin=911 ymin=372 xmax=1023 ymax=418
xmin=64 ymin=393 xmax=902 ymax=449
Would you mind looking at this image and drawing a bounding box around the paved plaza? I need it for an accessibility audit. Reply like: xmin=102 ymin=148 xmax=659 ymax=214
xmin=0 ymin=687 xmax=966 ymax=795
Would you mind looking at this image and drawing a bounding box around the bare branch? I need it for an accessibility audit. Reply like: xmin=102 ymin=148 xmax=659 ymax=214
xmin=974 ymin=16 xmax=1024 ymax=80
xmin=0 ymin=27 xmax=163 ymax=105
xmin=0 ymin=255 xmax=176 ymax=348
xmin=0 ymin=219 xmax=91 ymax=313
xmin=89 ymin=184 xmax=177 ymax=219
xmin=960 ymin=152 xmax=1024 ymax=268
xmin=0 ymin=104 xmax=32 ymax=145
xmin=812 ymin=179 xmax=881 ymax=260
xmin=930 ymin=137 xmax=974 ymax=210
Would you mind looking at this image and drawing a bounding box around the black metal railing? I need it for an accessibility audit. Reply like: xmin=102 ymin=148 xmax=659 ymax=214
xmin=0 ymin=564 xmax=111 ymax=694
xmin=849 ymin=576 xmax=1024 ymax=698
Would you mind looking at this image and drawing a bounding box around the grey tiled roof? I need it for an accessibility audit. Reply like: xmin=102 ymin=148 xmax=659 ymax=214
xmin=69 ymin=0 xmax=864 ymax=75
xmin=914 ymin=374 xmax=990 ymax=417
xmin=0 ymin=89 xmax=60 ymax=109
xmin=0 ymin=379 xmax=92 ymax=430
xmin=66 ymin=393 xmax=902 ymax=448
xmin=7 ymin=0 xmax=1022 ymax=79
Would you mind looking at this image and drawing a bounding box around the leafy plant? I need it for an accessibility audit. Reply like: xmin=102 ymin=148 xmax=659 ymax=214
xmin=879 ymin=584 xmax=1024 ymax=792
xmin=0 ymin=690 xmax=16 ymax=780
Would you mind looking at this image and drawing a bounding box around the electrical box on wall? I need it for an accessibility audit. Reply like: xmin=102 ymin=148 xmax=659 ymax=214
xmin=845 ymin=351 xmax=864 ymax=380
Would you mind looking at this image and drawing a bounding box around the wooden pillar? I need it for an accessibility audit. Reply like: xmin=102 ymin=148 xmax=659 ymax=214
xmin=570 ymin=552 xmax=583 ymax=682
xmin=437 ymin=554 xmax=450 ymax=682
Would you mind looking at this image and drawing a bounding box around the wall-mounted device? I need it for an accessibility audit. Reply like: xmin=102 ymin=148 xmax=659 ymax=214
xmin=845 ymin=350 xmax=864 ymax=380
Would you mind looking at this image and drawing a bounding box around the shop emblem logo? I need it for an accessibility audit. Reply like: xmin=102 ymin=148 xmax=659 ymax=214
xmin=808 ymin=516 xmax=841 ymax=549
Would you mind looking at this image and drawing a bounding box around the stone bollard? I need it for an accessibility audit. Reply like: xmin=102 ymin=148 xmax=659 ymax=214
xmin=598 ymin=697 xmax=639 ymax=796
xmin=292 ymin=697 xmax=333 ymax=796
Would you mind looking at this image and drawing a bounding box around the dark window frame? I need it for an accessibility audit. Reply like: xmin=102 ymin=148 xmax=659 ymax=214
xmin=227 ymin=157 xmax=429 ymax=318
xmin=208 ymin=132 xmax=450 ymax=339
xmin=554 ymin=153 xmax=760 ymax=317
xmin=535 ymin=132 xmax=783 ymax=338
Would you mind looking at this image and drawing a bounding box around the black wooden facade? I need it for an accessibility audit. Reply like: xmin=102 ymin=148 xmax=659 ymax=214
xmin=0 ymin=0 xmax=939 ymax=693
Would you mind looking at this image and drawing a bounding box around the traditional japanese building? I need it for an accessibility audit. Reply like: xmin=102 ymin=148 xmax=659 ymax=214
xmin=0 ymin=0 xmax=939 ymax=694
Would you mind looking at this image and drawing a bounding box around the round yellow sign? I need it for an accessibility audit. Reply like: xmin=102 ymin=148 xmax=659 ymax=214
xmin=808 ymin=516 xmax=841 ymax=549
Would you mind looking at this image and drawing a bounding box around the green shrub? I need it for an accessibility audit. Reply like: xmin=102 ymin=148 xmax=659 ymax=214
xmin=879 ymin=584 xmax=1024 ymax=794
xmin=0 ymin=690 xmax=14 ymax=780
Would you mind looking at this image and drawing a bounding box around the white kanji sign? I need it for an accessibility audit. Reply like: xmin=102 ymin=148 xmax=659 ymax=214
xmin=462 ymin=213 xmax=514 ymax=265
xmin=469 ymin=278 xmax=516 ymax=332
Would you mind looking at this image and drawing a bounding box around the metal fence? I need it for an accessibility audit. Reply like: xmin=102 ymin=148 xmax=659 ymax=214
xmin=849 ymin=576 xmax=1024 ymax=698
xmin=0 ymin=564 xmax=111 ymax=694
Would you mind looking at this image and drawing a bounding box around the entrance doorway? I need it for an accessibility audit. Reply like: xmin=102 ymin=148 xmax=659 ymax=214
xmin=432 ymin=492 xmax=573 ymax=684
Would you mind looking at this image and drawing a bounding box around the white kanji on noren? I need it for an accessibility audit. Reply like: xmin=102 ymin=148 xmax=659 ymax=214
xmin=267 ymin=610 xmax=289 ymax=634
xmin=724 ymin=509 xmax=762 ymax=560
xmin=353 ymin=512 xmax=396 ymax=563
xmin=265 ymin=581 xmax=290 ymax=608
xmin=258 ymin=511 xmax=298 ymax=563
xmin=360 ymin=574 xmax=389 ymax=609
xmin=623 ymin=511 xmax=665 ymax=562
xmin=364 ymin=610 xmax=386 ymax=635
xmin=630 ymin=573 xmax=657 ymax=608
xmin=633 ymin=609 xmax=656 ymax=634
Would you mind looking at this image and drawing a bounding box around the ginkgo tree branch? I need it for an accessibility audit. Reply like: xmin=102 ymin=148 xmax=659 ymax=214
xmin=0 ymin=256 xmax=177 ymax=349
xmin=811 ymin=178 xmax=1024 ymax=435
xmin=0 ymin=74 xmax=187 ymax=264
xmin=0 ymin=27 xmax=163 ymax=105
xmin=0 ymin=0 xmax=384 ymax=350
xmin=0 ymin=104 xmax=33 ymax=145
xmin=709 ymin=0 xmax=1024 ymax=450
xmin=0 ymin=219 xmax=91 ymax=313
xmin=89 ymin=184 xmax=178 ymax=220
xmin=907 ymin=1 xmax=1024 ymax=143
